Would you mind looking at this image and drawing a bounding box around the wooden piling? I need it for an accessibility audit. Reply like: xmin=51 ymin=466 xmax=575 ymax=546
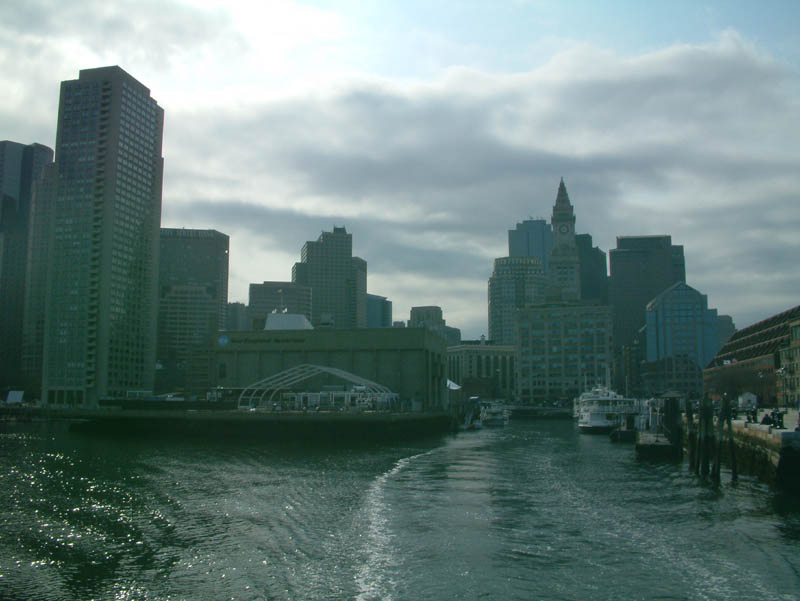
xmin=686 ymin=400 xmax=697 ymax=472
xmin=712 ymin=397 xmax=725 ymax=484
xmin=724 ymin=396 xmax=738 ymax=483
xmin=700 ymin=396 xmax=713 ymax=478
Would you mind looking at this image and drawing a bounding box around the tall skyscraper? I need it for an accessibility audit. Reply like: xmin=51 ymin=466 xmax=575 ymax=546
xmin=292 ymin=226 xmax=367 ymax=329
xmin=508 ymin=218 xmax=553 ymax=270
xmin=0 ymin=141 xmax=53 ymax=389
xmin=575 ymin=233 xmax=608 ymax=304
xmin=22 ymin=163 xmax=58 ymax=394
xmin=156 ymin=228 xmax=229 ymax=393
xmin=487 ymin=256 xmax=545 ymax=346
xmin=609 ymin=235 xmax=685 ymax=350
xmin=42 ymin=66 xmax=164 ymax=406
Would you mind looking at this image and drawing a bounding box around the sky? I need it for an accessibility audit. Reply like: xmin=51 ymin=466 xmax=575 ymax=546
xmin=1 ymin=0 xmax=798 ymax=339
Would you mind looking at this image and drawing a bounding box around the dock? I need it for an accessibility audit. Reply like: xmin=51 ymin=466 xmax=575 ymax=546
xmin=509 ymin=405 xmax=572 ymax=420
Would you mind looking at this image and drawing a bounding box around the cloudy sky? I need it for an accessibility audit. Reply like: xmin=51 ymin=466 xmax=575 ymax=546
xmin=2 ymin=1 xmax=798 ymax=338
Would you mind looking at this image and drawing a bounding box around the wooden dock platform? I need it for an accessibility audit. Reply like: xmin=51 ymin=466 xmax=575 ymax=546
xmin=636 ymin=431 xmax=681 ymax=460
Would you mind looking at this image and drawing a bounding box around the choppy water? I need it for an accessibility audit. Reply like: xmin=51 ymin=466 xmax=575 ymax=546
xmin=1 ymin=420 xmax=798 ymax=601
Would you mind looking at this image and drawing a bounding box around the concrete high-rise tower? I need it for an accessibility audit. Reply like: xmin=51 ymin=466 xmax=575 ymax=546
xmin=42 ymin=66 xmax=164 ymax=406
xmin=22 ymin=163 xmax=58 ymax=394
xmin=156 ymin=228 xmax=229 ymax=393
xmin=609 ymin=235 xmax=685 ymax=350
xmin=575 ymin=233 xmax=608 ymax=304
xmin=508 ymin=218 xmax=552 ymax=271
xmin=292 ymin=226 xmax=367 ymax=329
xmin=0 ymin=141 xmax=53 ymax=389
xmin=488 ymin=256 xmax=545 ymax=346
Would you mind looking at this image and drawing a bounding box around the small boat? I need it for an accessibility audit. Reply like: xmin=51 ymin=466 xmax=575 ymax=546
xmin=575 ymin=386 xmax=640 ymax=434
xmin=480 ymin=401 xmax=509 ymax=427
xmin=462 ymin=396 xmax=482 ymax=430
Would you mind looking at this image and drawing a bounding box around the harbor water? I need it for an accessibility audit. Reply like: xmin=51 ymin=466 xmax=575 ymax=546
xmin=1 ymin=419 xmax=798 ymax=600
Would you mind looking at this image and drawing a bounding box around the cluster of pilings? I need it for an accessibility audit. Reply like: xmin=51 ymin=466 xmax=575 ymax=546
xmin=686 ymin=396 xmax=737 ymax=484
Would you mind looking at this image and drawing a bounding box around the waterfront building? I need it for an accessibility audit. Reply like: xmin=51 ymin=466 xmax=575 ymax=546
xmin=516 ymin=300 xmax=613 ymax=404
xmin=367 ymin=293 xmax=392 ymax=328
xmin=508 ymin=218 xmax=552 ymax=270
xmin=487 ymin=256 xmax=545 ymax=346
xmin=42 ymin=66 xmax=164 ymax=406
xmin=408 ymin=305 xmax=461 ymax=346
xmin=640 ymin=282 xmax=720 ymax=398
xmin=212 ymin=327 xmax=446 ymax=411
xmin=447 ymin=338 xmax=515 ymax=400
xmin=704 ymin=305 xmax=800 ymax=407
xmin=292 ymin=226 xmax=367 ymax=329
xmin=248 ymin=281 xmax=312 ymax=327
xmin=779 ymin=319 xmax=800 ymax=409
xmin=0 ymin=141 xmax=53 ymax=390
xmin=225 ymin=302 xmax=249 ymax=331
xmin=609 ymin=235 xmax=685 ymax=350
xmin=156 ymin=228 xmax=229 ymax=393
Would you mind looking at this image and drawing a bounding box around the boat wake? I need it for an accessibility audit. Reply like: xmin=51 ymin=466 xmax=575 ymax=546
xmin=354 ymin=451 xmax=431 ymax=601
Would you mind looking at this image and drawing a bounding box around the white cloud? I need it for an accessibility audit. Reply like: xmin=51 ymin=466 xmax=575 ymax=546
xmin=2 ymin=3 xmax=798 ymax=337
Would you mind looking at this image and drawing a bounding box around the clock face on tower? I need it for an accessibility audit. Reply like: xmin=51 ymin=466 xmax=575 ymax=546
xmin=559 ymin=224 xmax=570 ymax=234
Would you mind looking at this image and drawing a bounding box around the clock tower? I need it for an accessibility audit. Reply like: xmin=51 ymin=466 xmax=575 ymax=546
xmin=548 ymin=178 xmax=581 ymax=300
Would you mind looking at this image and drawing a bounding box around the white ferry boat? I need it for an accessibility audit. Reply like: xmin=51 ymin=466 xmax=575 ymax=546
xmin=575 ymin=386 xmax=640 ymax=433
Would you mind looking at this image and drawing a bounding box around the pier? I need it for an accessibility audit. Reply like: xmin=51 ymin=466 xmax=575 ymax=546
xmin=509 ymin=405 xmax=572 ymax=419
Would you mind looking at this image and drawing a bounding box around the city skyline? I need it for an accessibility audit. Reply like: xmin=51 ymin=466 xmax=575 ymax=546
xmin=2 ymin=2 xmax=798 ymax=339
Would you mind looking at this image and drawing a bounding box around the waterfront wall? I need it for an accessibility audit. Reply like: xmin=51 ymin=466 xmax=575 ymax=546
xmin=683 ymin=418 xmax=800 ymax=491
xmin=2 ymin=407 xmax=455 ymax=443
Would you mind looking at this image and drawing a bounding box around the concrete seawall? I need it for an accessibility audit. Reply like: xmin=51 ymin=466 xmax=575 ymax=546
xmin=726 ymin=420 xmax=800 ymax=490
xmin=2 ymin=407 xmax=456 ymax=442
xmin=682 ymin=413 xmax=800 ymax=492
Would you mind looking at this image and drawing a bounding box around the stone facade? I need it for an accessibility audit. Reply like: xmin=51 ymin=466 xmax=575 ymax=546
xmin=447 ymin=339 xmax=515 ymax=400
xmin=516 ymin=301 xmax=612 ymax=404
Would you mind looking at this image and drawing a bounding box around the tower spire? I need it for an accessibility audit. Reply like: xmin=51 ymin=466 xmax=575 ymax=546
xmin=555 ymin=177 xmax=570 ymax=206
